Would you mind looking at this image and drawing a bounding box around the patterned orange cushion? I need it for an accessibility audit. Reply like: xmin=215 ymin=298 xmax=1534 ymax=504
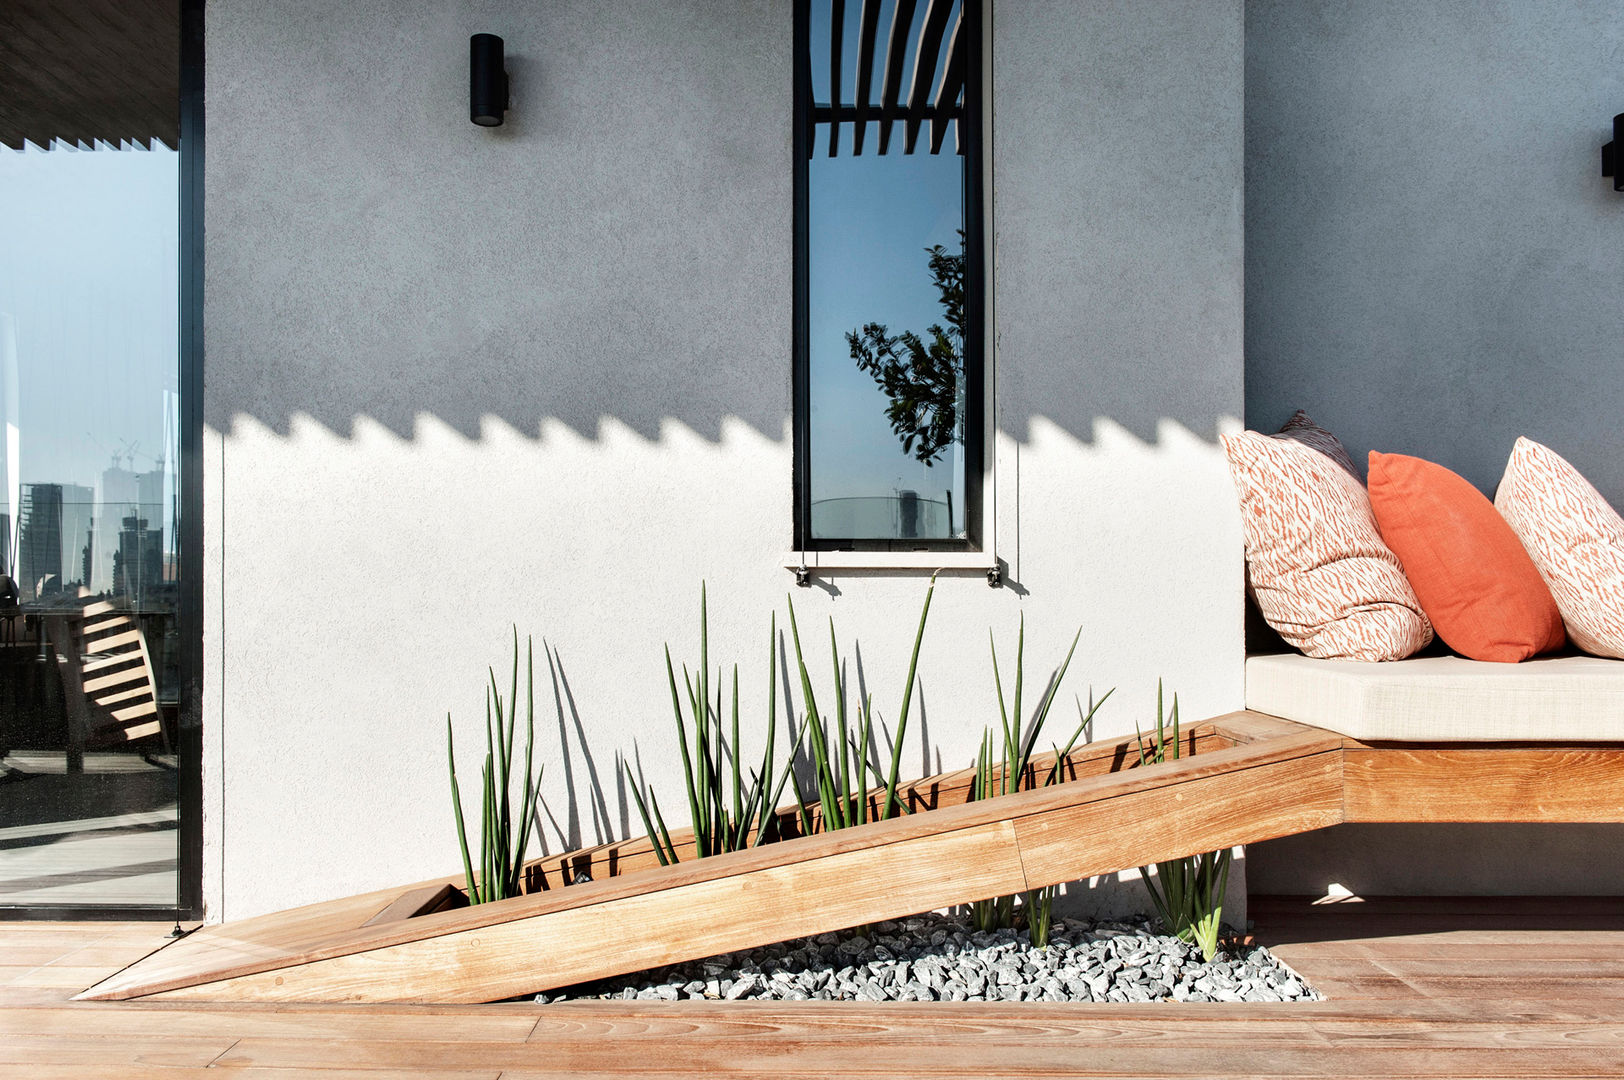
xmin=1495 ymin=437 xmax=1624 ymax=659
xmin=1368 ymin=451 xmax=1564 ymax=662
xmin=1223 ymin=430 xmax=1432 ymax=661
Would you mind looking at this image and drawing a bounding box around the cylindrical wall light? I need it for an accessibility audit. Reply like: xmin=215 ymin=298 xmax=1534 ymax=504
xmin=1604 ymin=113 xmax=1623 ymax=191
xmin=470 ymin=34 xmax=508 ymax=127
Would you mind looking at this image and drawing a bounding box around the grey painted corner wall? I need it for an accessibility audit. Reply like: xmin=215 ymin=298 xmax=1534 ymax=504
xmin=1244 ymin=0 xmax=1624 ymax=899
xmin=202 ymin=1 xmax=1245 ymax=919
xmin=1246 ymin=0 xmax=1624 ymax=500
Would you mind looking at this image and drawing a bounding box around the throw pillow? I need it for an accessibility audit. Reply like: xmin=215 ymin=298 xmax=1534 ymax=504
xmin=1223 ymin=430 xmax=1432 ymax=661
xmin=1494 ymin=437 xmax=1624 ymax=659
xmin=1367 ymin=451 xmax=1564 ymax=662
xmin=1271 ymin=409 xmax=1359 ymax=478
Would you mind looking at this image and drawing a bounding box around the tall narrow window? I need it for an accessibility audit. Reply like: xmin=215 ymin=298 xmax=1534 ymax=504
xmin=795 ymin=0 xmax=985 ymax=551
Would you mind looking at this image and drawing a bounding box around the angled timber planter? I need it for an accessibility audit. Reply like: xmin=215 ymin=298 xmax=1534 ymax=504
xmin=80 ymin=713 xmax=1349 ymax=1003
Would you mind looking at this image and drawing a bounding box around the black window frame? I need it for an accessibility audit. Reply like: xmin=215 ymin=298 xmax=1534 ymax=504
xmin=792 ymin=0 xmax=987 ymax=554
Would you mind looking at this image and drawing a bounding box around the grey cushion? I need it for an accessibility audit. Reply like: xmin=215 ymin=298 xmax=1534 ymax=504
xmin=1245 ymin=652 xmax=1624 ymax=742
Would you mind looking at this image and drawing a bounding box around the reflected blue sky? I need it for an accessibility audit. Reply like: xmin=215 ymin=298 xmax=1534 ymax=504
xmin=0 ymin=142 xmax=179 ymax=586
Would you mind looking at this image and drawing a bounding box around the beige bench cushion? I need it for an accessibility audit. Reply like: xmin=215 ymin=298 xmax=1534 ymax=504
xmin=1245 ymin=652 xmax=1624 ymax=742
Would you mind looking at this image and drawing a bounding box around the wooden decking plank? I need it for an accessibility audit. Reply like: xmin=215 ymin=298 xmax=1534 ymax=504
xmin=0 ymin=1069 xmax=501 ymax=1080
xmin=0 ymin=1004 xmax=543 ymax=1040
xmin=4 ymin=965 xmax=116 ymax=990
xmin=1263 ymin=895 xmax=1624 ymax=915
xmin=205 ymin=1034 xmax=1624 ymax=1076
xmin=1 ymin=945 xmax=91 ymax=967
xmin=1 ymin=1033 xmax=239 ymax=1068
xmin=1265 ymin=939 xmax=1624 ymax=960
xmin=1320 ymin=975 xmax=1624 ymax=1001
xmin=1273 ymin=955 xmax=1624 ymax=979
xmin=1261 ymin=917 xmax=1624 ymax=943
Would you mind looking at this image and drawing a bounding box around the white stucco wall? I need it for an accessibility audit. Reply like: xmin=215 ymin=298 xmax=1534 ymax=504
xmin=202 ymin=0 xmax=1245 ymax=920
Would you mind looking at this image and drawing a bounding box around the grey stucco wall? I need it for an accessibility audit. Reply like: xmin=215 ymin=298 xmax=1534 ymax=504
xmin=1245 ymin=0 xmax=1624 ymax=898
xmin=203 ymin=0 xmax=1245 ymax=920
xmin=1246 ymin=0 xmax=1624 ymax=500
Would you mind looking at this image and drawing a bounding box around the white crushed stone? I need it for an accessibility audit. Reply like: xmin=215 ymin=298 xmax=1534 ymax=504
xmin=537 ymin=911 xmax=1318 ymax=1004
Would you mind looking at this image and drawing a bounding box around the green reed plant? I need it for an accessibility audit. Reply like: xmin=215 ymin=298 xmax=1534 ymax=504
xmin=783 ymin=577 xmax=936 ymax=835
xmin=966 ymin=617 xmax=1110 ymax=945
xmin=447 ymin=629 xmax=542 ymax=904
xmin=1134 ymin=680 xmax=1232 ymax=962
xmin=626 ymin=584 xmax=804 ymax=864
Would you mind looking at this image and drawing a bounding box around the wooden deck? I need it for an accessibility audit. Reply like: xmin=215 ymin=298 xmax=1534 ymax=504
xmin=4 ymin=895 xmax=1622 ymax=1077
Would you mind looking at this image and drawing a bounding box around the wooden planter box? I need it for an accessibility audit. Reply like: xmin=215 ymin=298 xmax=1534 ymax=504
xmin=501 ymin=718 xmax=1226 ymax=901
xmin=84 ymin=712 xmax=1350 ymax=1003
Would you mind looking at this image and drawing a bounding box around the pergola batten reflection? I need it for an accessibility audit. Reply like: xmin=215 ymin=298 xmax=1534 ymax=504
xmin=810 ymin=0 xmax=966 ymax=159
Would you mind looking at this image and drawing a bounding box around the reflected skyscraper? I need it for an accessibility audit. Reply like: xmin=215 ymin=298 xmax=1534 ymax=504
xmin=18 ymin=483 xmax=61 ymax=598
xmin=114 ymin=512 xmax=164 ymax=603
xmin=95 ymin=464 xmax=166 ymax=594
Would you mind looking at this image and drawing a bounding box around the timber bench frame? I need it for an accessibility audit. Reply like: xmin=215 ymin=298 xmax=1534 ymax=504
xmin=81 ymin=712 xmax=1624 ymax=1004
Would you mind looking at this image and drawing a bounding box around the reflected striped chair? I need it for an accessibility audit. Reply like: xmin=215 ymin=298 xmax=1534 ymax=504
xmin=78 ymin=601 xmax=170 ymax=753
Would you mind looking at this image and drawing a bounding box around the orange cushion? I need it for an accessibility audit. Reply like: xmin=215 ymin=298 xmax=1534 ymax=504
xmin=1367 ymin=451 xmax=1564 ymax=662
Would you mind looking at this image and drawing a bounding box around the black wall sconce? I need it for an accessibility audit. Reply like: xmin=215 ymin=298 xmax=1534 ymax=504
xmin=1605 ymin=113 xmax=1622 ymax=191
xmin=470 ymin=34 xmax=508 ymax=127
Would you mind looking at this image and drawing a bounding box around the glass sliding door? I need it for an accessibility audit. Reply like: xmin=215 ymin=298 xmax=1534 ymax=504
xmin=0 ymin=4 xmax=187 ymax=912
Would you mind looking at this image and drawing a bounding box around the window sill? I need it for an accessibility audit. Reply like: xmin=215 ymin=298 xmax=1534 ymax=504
xmin=781 ymin=551 xmax=995 ymax=572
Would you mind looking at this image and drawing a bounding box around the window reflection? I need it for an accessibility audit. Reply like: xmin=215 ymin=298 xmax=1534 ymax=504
xmin=0 ymin=139 xmax=180 ymax=908
xmin=803 ymin=0 xmax=977 ymax=545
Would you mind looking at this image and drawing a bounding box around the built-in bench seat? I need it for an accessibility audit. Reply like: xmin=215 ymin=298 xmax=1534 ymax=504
xmin=1246 ymin=652 xmax=1624 ymax=743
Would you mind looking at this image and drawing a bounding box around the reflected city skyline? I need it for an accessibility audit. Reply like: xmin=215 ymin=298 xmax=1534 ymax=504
xmin=0 ymin=140 xmax=179 ymax=602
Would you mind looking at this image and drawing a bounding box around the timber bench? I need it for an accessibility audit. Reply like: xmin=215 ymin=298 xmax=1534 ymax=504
xmin=1246 ymin=652 xmax=1624 ymax=823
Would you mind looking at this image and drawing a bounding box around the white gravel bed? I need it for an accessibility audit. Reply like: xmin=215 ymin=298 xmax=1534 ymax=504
xmin=539 ymin=911 xmax=1318 ymax=1004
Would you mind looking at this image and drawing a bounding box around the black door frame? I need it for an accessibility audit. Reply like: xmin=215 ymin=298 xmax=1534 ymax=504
xmin=0 ymin=0 xmax=205 ymax=922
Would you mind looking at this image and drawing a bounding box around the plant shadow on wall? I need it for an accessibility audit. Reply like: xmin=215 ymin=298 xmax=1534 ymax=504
xmin=443 ymin=590 xmax=1239 ymax=959
xmin=538 ymin=644 xmax=628 ymax=857
xmin=445 ymin=631 xmax=633 ymax=892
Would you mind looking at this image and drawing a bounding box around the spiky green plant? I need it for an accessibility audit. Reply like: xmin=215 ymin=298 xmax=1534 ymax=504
xmin=625 ymin=585 xmax=804 ymax=864
xmin=1134 ymin=680 xmax=1233 ymax=962
xmin=447 ymin=629 xmax=542 ymax=904
xmin=782 ymin=577 xmax=935 ymax=835
xmin=966 ymin=617 xmax=1110 ymax=945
